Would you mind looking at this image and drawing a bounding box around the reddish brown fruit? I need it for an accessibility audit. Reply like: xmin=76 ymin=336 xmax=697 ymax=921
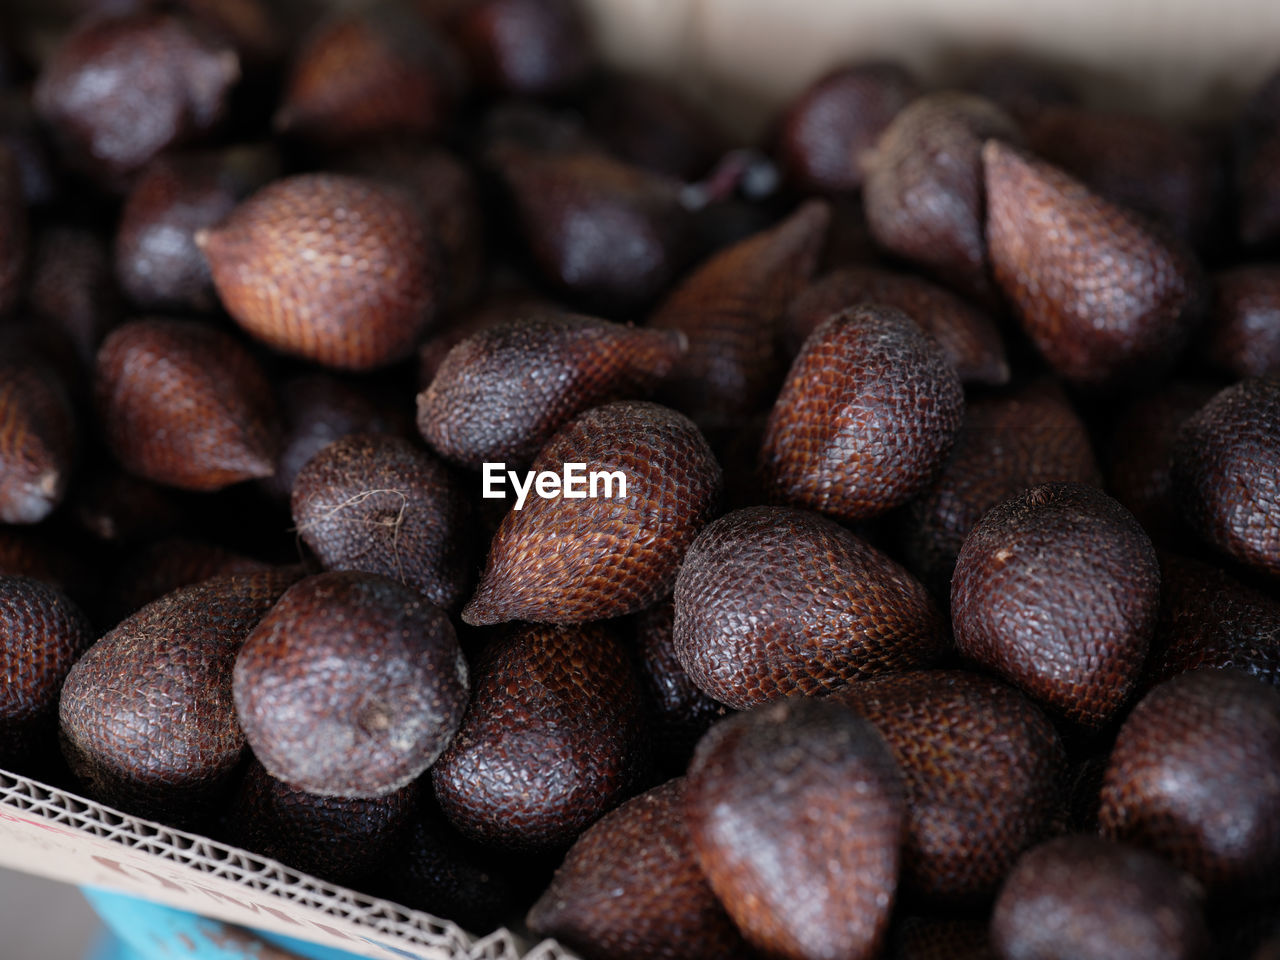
xmin=862 ymin=92 xmax=1019 ymax=304
xmin=1171 ymin=377 xmax=1280 ymax=579
xmin=0 ymin=576 xmax=93 ymax=766
xmin=182 ymin=0 xmax=283 ymax=70
xmin=952 ymin=482 xmax=1159 ymax=729
xmin=1100 ymin=669 xmax=1280 ymax=895
xmin=775 ymin=62 xmax=920 ymax=194
xmin=199 ymin=173 xmax=439 ymax=371
xmin=965 ymin=54 xmax=1078 ymax=122
xmin=685 ymin=698 xmax=905 ymax=960
xmin=761 ymin=304 xmax=964 ymax=522
xmin=417 ymin=292 xmax=558 ymax=387
xmin=890 ymin=917 xmax=995 ymax=960
xmin=0 ymin=357 xmax=76 ymax=524
xmin=784 ymin=266 xmax=1009 ymax=385
xmin=674 ymin=506 xmax=945 ymax=709
xmin=27 ymin=225 xmax=119 ymax=370
xmin=1205 ymin=266 xmax=1280 ymax=379
xmin=432 ymin=622 xmax=649 ymax=851
xmin=452 ymin=0 xmax=592 ymax=96
xmin=991 ymin=835 xmax=1210 ymax=960
xmin=275 ymin=4 xmax=464 ymax=145
xmin=110 ymin=537 xmax=268 ymax=625
xmin=463 ymin=401 xmax=721 ymax=626
xmin=835 ymin=671 xmax=1065 ymax=901
xmin=72 ymin=468 xmax=183 ymax=545
xmin=650 ymin=200 xmax=829 ymax=424
xmin=59 ymin=568 xmax=300 ymax=823
xmin=33 ymin=14 xmax=240 ymax=187
xmin=234 ymin=571 xmax=469 ymax=799
xmin=291 ymin=434 xmax=472 ymax=610
xmin=417 ymin=314 xmax=685 ymax=469
xmin=527 ymin=778 xmax=751 ymax=960
xmin=94 ymin=319 xmax=280 ymax=492
xmin=0 ymin=146 xmax=25 ymax=317
xmin=984 ymin=140 xmax=1202 ymax=392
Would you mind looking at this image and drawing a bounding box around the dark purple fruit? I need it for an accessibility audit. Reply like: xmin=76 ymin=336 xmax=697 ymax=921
xmin=452 ymin=0 xmax=592 ymax=96
xmin=26 ymin=225 xmax=118 ymax=370
xmin=0 ymin=357 xmax=76 ymax=524
xmin=1206 ymin=266 xmax=1280 ymax=379
xmin=109 ymin=537 xmax=268 ymax=625
xmin=965 ymin=53 xmax=1078 ymax=122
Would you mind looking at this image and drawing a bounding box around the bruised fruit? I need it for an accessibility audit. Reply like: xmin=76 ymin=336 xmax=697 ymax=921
xmin=432 ymin=622 xmax=649 ymax=851
xmin=452 ymin=0 xmax=593 ymax=96
xmin=234 ymin=571 xmax=469 ymax=799
xmin=0 ymin=358 xmax=76 ymax=524
xmin=1206 ymin=266 xmax=1280 ymax=379
xmin=526 ymin=778 xmax=750 ymax=960
xmin=685 ymin=698 xmax=905 ymax=960
xmin=463 ymin=401 xmax=721 ymax=626
xmin=951 ymin=482 xmax=1159 ymax=729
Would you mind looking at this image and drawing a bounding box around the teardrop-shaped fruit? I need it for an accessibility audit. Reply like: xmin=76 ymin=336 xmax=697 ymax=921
xmin=0 ymin=576 xmax=93 ymax=766
xmin=0 ymin=145 xmax=25 ymax=316
xmin=1206 ymin=266 xmax=1280 ymax=378
xmin=952 ymin=482 xmax=1159 ymax=729
xmin=452 ymin=0 xmax=592 ymax=96
xmin=650 ymin=200 xmax=829 ymax=424
xmin=199 ymin=173 xmax=439 ymax=371
xmin=291 ymin=433 xmax=472 ymax=609
xmin=59 ymin=568 xmax=300 ymax=823
xmin=418 ymin=314 xmax=685 ymax=469
xmin=0 ymin=357 xmax=76 ymax=524
xmin=432 ymin=622 xmax=650 ymax=851
xmin=984 ymin=139 xmax=1202 ymax=392
xmin=27 ymin=225 xmax=119 ymax=370
xmin=761 ymin=304 xmax=964 ymax=522
xmin=527 ymin=777 xmax=751 ymax=960
xmin=685 ymin=698 xmax=905 ymax=960
xmin=234 ymin=571 xmax=469 ymax=799
xmin=784 ymin=266 xmax=1009 ymax=384
xmin=674 ymin=506 xmax=945 ymax=709
xmin=1099 ymin=669 xmax=1280 ymax=896
xmin=463 ymin=400 xmax=721 ymax=626
xmin=1170 ymin=376 xmax=1280 ymax=578
xmin=72 ymin=466 xmax=183 ymax=546
xmin=992 ymin=835 xmax=1210 ymax=960
xmin=863 ymin=92 xmax=1019 ymax=304
xmin=94 ymin=319 xmax=280 ymax=491
xmin=834 ymin=670 xmax=1065 ymax=901
xmin=418 ymin=292 xmax=557 ymax=387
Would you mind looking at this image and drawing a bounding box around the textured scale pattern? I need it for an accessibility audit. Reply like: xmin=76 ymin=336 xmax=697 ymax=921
xmin=1099 ymin=669 xmax=1280 ymax=894
xmin=834 ymin=671 xmax=1065 ymax=901
xmin=984 ymin=140 xmax=1201 ymax=392
xmin=685 ymin=698 xmax=905 ymax=960
xmin=0 ymin=145 xmax=25 ymax=316
xmin=951 ymin=482 xmax=1159 ymax=729
xmin=526 ymin=778 xmax=751 ymax=960
xmin=463 ymin=401 xmax=721 ymax=626
xmin=58 ymin=568 xmax=301 ymax=824
xmin=234 ymin=571 xmax=469 ymax=799
xmin=784 ymin=266 xmax=1010 ymax=384
xmin=109 ymin=538 xmax=269 ymax=625
xmin=431 ymin=622 xmax=650 ymax=852
xmin=291 ymin=434 xmax=472 ymax=609
xmin=761 ymin=304 xmax=965 ymax=522
xmin=0 ymin=576 xmax=92 ymax=766
xmin=417 ymin=313 xmax=685 ymax=469
xmin=0 ymin=358 xmax=76 ymax=524
xmin=200 ymin=173 xmax=439 ymax=371
xmin=1171 ymin=376 xmax=1280 ymax=578
xmin=992 ymin=836 xmax=1210 ymax=960
xmin=674 ymin=506 xmax=945 ymax=710
xmin=1207 ymin=266 xmax=1280 ymax=378
xmin=650 ymin=200 xmax=829 ymax=424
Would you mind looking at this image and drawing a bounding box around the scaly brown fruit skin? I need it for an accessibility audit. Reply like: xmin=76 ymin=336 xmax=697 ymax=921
xmin=0 ymin=358 xmax=76 ymax=524
xmin=432 ymin=622 xmax=650 ymax=852
xmin=94 ymin=319 xmax=280 ymax=492
xmin=234 ymin=571 xmax=469 ymax=799
xmin=889 ymin=917 xmax=995 ymax=960
xmin=452 ymin=0 xmax=592 ymax=96
xmin=58 ymin=568 xmax=300 ymax=825
xmin=1100 ymin=669 xmax=1280 ymax=896
xmin=0 ymin=146 xmax=25 ymax=317
xmin=200 ymin=173 xmax=439 ymax=371
xmin=775 ymin=62 xmax=919 ymax=195
xmin=417 ymin=293 xmax=558 ymax=388
xmin=33 ymin=14 xmax=240 ymax=188
xmin=463 ymin=400 xmax=722 ymax=626
xmin=1171 ymin=377 xmax=1280 ymax=579
xmin=863 ymin=92 xmax=1019 ymax=305
xmin=527 ymin=778 xmax=751 ymax=960
xmin=109 ymin=537 xmax=268 ymax=625
xmin=418 ymin=314 xmax=685 ymax=470
xmin=674 ymin=506 xmax=945 ymax=709
xmin=275 ymin=4 xmax=464 ymax=146
xmin=951 ymin=482 xmax=1159 ymax=730
xmin=761 ymin=304 xmax=965 ymax=522
xmin=27 ymin=226 xmax=119 ymax=370
xmin=983 ymin=140 xmax=1202 ymax=393
xmin=834 ymin=671 xmax=1065 ymax=902
xmin=784 ymin=266 xmax=1009 ymax=385
xmin=894 ymin=380 xmax=1101 ymax=599
xmin=686 ymin=698 xmax=905 ymax=960
xmin=991 ymin=835 xmax=1210 ymax=960
xmin=0 ymin=576 xmax=93 ymax=767
xmin=291 ymin=434 xmax=472 ymax=610
xmin=650 ymin=200 xmax=829 ymax=425
xmin=1206 ymin=266 xmax=1280 ymax=379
